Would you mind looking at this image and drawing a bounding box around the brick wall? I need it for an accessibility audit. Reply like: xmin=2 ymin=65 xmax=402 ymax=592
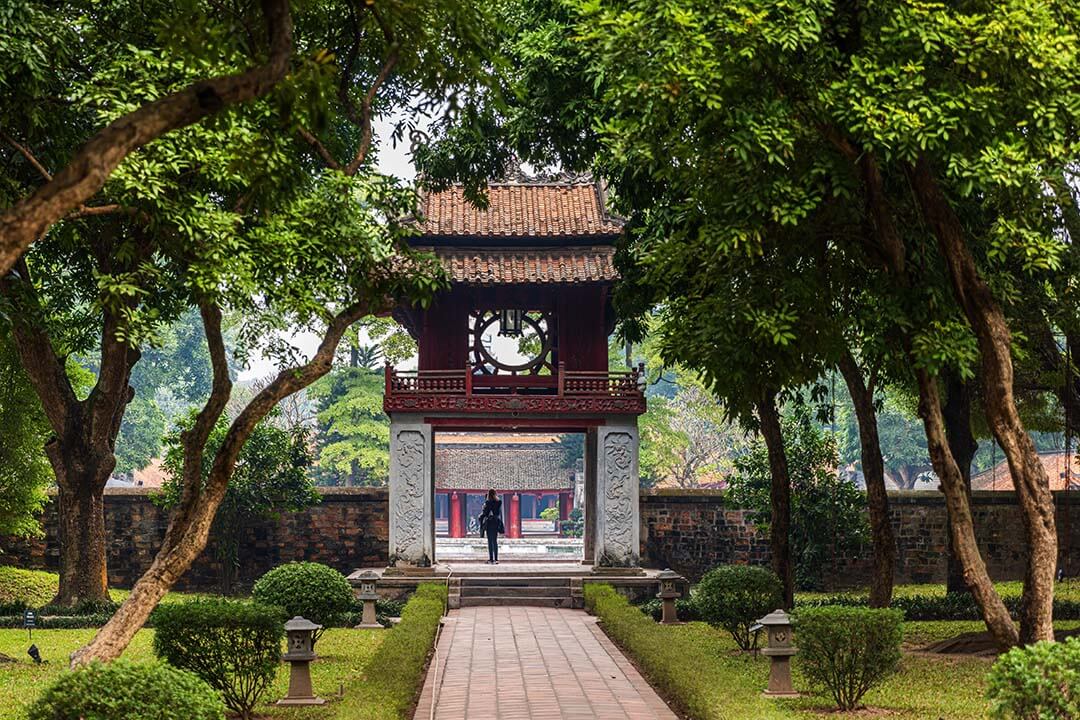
xmin=640 ymin=489 xmax=1080 ymax=586
xmin=3 ymin=487 xmax=1078 ymax=591
xmin=0 ymin=487 xmax=388 ymax=592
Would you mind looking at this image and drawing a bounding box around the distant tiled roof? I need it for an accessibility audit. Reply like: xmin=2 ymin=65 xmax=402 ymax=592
xmin=972 ymin=452 xmax=1080 ymax=491
xmin=417 ymin=183 xmax=624 ymax=238
xmin=435 ymin=445 xmax=573 ymax=491
xmin=423 ymin=245 xmax=618 ymax=285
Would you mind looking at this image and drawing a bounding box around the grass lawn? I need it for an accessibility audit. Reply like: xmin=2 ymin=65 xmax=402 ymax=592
xmin=0 ymin=627 xmax=390 ymax=720
xmin=590 ymin=585 xmax=1079 ymax=720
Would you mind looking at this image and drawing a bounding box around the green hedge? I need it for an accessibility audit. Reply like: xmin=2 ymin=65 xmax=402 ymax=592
xmin=152 ymin=599 xmax=283 ymax=720
xmin=798 ymin=592 xmax=1080 ymax=621
xmin=988 ymin=636 xmax=1080 ymax=719
xmin=794 ymin=606 xmax=903 ymax=711
xmin=28 ymin=660 xmax=225 ymax=720
xmin=585 ymin=584 xmax=723 ymax=719
xmin=351 ymin=583 xmax=447 ymax=718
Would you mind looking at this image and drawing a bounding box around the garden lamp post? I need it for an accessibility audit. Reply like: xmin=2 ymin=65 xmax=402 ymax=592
xmin=758 ymin=609 xmax=799 ymax=698
xmin=355 ymin=570 xmax=383 ymax=630
xmin=277 ymin=616 xmax=327 ymax=706
xmin=656 ymin=568 xmax=682 ymax=625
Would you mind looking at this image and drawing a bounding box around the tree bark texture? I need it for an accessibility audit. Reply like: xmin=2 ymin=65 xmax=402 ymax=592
xmin=916 ymin=370 xmax=1019 ymax=648
xmin=826 ymin=144 xmax=1017 ymax=645
xmin=2 ymin=260 xmax=137 ymax=606
xmin=0 ymin=0 xmax=292 ymax=277
xmin=837 ymin=349 xmax=895 ymax=608
xmin=72 ymin=302 xmax=370 ymax=665
xmin=941 ymin=371 xmax=978 ymax=595
xmin=757 ymin=388 xmax=794 ymax=609
xmin=907 ymin=156 xmax=1057 ymax=644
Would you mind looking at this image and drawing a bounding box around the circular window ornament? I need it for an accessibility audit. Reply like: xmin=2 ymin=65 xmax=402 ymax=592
xmin=470 ymin=310 xmax=554 ymax=374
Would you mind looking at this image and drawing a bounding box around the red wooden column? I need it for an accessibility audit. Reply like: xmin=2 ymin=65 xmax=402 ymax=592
xmin=509 ymin=493 xmax=522 ymax=538
xmin=449 ymin=492 xmax=464 ymax=538
xmin=559 ymin=491 xmax=573 ymax=521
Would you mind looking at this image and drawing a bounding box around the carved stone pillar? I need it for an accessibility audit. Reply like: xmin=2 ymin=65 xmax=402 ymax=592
xmin=583 ymin=428 xmax=598 ymax=565
xmin=595 ymin=420 xmax=640 ymax=567
xmin=388 ymin=419 xmax=435 ymax=567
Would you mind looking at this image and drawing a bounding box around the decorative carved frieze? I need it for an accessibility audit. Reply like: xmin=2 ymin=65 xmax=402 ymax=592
xmin=384 ymin=394 xmax=646 ymax=415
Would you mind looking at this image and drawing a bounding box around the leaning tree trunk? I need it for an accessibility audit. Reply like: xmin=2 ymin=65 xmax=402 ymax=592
xmin=48 ymin=450 xmax=113 ymax=606
xmin=823 ymin=145 xmax=1018 ymax=646
xmin=837 ymin=349 xmax=895 ymax=608
xmin=908 ymin=156 xmax=1057 ymax=644
xmin=757 ymin=388 xmax=794 ymax=609
xmin=916 ymin=369 xmax=1019 ymax=648
xmin=942 ymin=370 xmax=978 ymax=595
xmin=72 ymin=302 xmax=368 ymax=664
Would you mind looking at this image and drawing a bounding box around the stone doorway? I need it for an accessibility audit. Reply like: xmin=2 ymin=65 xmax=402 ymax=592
xmin=386 ymin=417 xmax=641 ymax=570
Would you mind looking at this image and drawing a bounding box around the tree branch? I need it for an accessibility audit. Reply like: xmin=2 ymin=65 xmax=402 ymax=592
xmin=1 ymin=131 xmax=53 ymax=181
xmin=0 ymin=0 xmax=294 ymax=277
xmin=0 ymin=258 xmax=78 ymax=433
xmin=345 ymin=45 xmax=399 ymax=175
xmin=297 ymin=126 xmax=342 ymax=171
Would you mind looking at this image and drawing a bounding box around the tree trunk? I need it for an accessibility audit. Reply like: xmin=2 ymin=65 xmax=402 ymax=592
xmin=757 ymin=388 xmax=794 ymax=608
xmin=941 ymin=370 xmax=978 ymax=595
xmin=50 ymin=461 xmax=111 ymax=606
xmin=837 ymin=349 xmax=895 ymax=608
xmin=915 ymin=369 xmax=1018 ymax=648
xmin=907 ymin=156 xmax=1057 ymax=644
xmin=72 ymin=302 xmax=369 ymax=664
xmin=826 ymin=145 xmax=1018 ymax=647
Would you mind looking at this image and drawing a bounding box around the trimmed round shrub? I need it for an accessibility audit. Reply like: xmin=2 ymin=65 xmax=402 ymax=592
xmin=252 ymin=562 xmax=353 ymax=639
xmin=28 ymin=659 xmax=225 ymax=720
xmin=987 ymin=636 xmax=1079 ymax=719
xmin=695 ymin=565 xmax=783 ymax=650
xmin=795 ymin=606 xmax=904 ymax=710
xmin=152 ymin=599 xmax=283 ymax=720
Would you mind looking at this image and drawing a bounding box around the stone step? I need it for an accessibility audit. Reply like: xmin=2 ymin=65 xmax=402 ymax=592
xmin=460 ymin=577 xmax=571 ymax=588
xmin=460 ymin=585 xmax=570 ymax=598
xmin=459 ymin=595 xmax=576 ymax=608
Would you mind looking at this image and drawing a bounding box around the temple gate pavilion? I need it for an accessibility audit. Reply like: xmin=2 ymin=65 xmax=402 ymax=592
xmin=384 ymin=181 xmax=646 ymax=569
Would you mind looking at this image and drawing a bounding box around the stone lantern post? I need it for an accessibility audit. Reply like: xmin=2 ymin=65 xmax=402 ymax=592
xmin=758 ymin=609 xmax=798 ymax=698
xmin=655 ymin=568 xmax=682 ymax=625
xmin=277 ymin=616 xmax=327 ymax=706
xmin=354 ymin=570 xmax=383 ymax=630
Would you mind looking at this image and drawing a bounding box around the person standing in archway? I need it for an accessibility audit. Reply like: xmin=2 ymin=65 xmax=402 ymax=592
xmin=480 ymin=489 xmax=504 ymax=564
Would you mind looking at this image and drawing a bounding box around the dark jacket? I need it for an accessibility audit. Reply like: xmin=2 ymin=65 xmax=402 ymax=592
xmin=480 ymin=499 xmax=504 ymax=535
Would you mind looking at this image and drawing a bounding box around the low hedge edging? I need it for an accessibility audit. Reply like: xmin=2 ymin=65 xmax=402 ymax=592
xmin=352 ymin=583 xmax=447 ymax=719
xmin=586 ymin=584 xmax=722 ymax=719
xmin=797 ymin=593 xmax=1080 ymax=621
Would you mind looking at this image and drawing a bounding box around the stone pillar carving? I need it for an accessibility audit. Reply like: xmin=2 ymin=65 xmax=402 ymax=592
xmin=595 ymin=421 xmax=640 ymax=567
xmin=388 ymin=420 xmax=434 ymax=567
xmin=583 ymin=428 xmax=598 ymax=565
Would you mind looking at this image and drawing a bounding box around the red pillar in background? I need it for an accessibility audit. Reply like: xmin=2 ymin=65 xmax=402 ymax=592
xmin=449 ymin=492 xmax=464 ymax=538
xmin=559 ymin=491 xmax=573 ymax=521
xmin=509 ymin=493 xmax=522 ymax=538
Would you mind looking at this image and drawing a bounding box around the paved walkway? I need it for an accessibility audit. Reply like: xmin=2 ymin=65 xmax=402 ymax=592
xmin=413 ymin=607 xmax=678 ymax=720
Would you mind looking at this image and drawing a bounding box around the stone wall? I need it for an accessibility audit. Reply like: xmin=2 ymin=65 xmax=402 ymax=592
xmin=0 ymin=487 xmax=388 ymax=592
xmin=639 ymin=489 xmax=1080 ymax=586
xmin=2 ymin=487 xmax=1078 ymax=591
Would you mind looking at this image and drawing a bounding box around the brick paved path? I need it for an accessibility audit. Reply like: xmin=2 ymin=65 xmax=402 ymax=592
xmin=413 ymin=607 xmax=678 ymax=720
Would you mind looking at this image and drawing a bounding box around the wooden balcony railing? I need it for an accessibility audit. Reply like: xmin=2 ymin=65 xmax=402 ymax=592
xmin=385 ymin=362 xmax=646 ymax=403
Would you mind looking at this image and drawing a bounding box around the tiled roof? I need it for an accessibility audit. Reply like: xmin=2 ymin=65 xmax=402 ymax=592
xmin=417 ymin=183 xmax=624 ymax=238
xmin=435 ymin=445 xmax=573 ymax=491
xmin=972 ymin=452 xmax=1080 ymax=491
xmin=424 ymin=245 xmax=618 ymax=285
